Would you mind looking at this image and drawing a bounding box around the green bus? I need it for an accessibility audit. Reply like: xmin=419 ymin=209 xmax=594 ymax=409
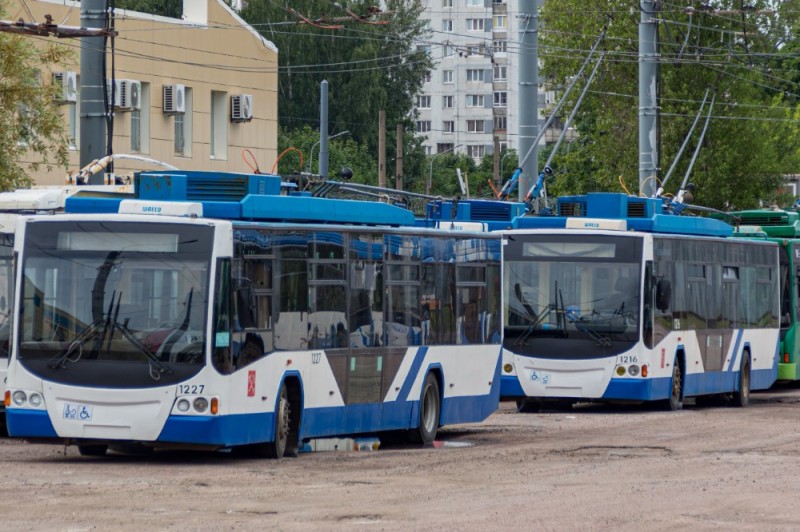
xmin=730 ymin=208 xmax=800 ymax=380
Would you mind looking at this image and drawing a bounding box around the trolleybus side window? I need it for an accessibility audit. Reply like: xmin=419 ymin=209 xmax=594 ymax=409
xmin=349 ymin=233 xmax=383 ymax=348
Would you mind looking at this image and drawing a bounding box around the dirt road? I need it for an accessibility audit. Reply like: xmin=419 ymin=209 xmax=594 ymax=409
xmin=2 ymin=387 xmax=800 ymax=531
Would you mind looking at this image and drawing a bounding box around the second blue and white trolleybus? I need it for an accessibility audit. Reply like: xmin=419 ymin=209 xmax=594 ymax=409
xmin=501 ymin=193 xmax=780 ymax=410
xmin=4 ymin=171 xmax=502 ymax=457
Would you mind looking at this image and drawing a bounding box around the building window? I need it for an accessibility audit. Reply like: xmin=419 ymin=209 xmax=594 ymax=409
xmin=443 ymin=70 xmax=454 ymax=84
xmin=493 ymin=0 xmax=506 ymax=3
xmin=466 ymin=69 xmax=484 ymax=82
xmin=443 ymin=120 xmax=455 ymax=133
xmin=417 ymin=44 xmax=432 ymax=55
xmin=417 ymin=95 xmax=431 ymax=109
xmin=423 ymin=73 xmax=432 ymax=83
xmin=130 ymin=82 xmax=150 ymax=154
xmin=493 ymin=65 xmax=507 ymax=81
xmin=437 ymin=143 xmax=455 ymax=153
xmin=442 ymin=19 xmax=453 ymax=32
xmin=416 ymin=120 xmax=432 ymax=133
xmin=443 ymin=95 xmax=454 ymax=108
xmin=211 ymin=90 xmax=228 ymax=160
xmin=493 ymin=39 xmax=507 ymax=53
xmin=467 ymin=120 xmax=485 ymax=133
xmin=425 ymin=145 xmax=433 ymax=155
xmin=466 ymin=19 xmax=484 ymax=31
xmin=466 ymin=94 xmax=484 ymax=107
xmin=467 ymin=145 xmax=485 ymax=158
xmin=442 ymin=0 xmax=453 ymax=7
xmin=467 ymin=0 xmax=482 ymax=5
xmin=493 ymin=15 xmax=507 ymax=29
xmin=443 ymin=44 xmax=455 ymax=57
xmin=493 ymin=91 xmax=507 ymax=107
xmin=493 ymin=115 xmax=507 ymax=131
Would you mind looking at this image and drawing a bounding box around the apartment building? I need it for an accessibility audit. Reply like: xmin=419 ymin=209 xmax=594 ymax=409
xmin=416 ymin=0 xmax=546 ymax=161
xmin=10 ymin=0 xmax=278 ymax=185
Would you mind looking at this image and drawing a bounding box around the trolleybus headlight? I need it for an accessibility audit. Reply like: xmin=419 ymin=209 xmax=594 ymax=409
xmin=176 ymin=399 xmax=191 ymax=413
xmin=28 ymin=393 xmax=43 ymax=408
xmin=503 ymin=363 xmax=514 ymax=373
xmin=628 ymin=365 xmax=640 ymax=377
xmin=12 ymin=390 xmax=27 ymax=406
xmin=193 ymin=397 xmax=209 ymax=413
xmin=615 ymin=366 xmax=626 ymax=376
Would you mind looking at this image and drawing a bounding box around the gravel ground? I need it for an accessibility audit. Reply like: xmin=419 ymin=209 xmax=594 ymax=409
xmin=2 ymin=386 xmax=800 ymax=531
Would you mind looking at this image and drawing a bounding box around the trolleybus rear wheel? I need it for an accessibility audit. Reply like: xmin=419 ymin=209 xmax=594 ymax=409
xmin=732 ymin=353 xmax=751 ymax=408
xmin=666 ymin=359 xmax=683 ymax=411
xmin=410 ymin=373 xmax=440 ymax=444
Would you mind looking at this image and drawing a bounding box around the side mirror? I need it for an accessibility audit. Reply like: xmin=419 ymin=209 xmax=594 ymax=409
xmin=656 ymin=279 xmax=672 ymax=312
xmin=236 ymin=286 xmax=257 ymax=329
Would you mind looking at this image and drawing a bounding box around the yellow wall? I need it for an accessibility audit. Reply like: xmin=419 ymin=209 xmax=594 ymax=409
xmin=9 ymin=0 xmax=278 ymax=185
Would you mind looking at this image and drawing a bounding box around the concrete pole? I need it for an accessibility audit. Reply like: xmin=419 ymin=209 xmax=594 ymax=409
xmin=639 ymin=0 xmax=660 ymax=197
xmin=319 ymin=80 xmax=329 ymax=177
xmin=395 ymin=124 xmax=404 ymax=191
xmin=80 ymin=0 xmax=107 ymax=184
xmin=378 ymin=110 xmax=386 ymax=189
xmin=517 ymin=0 xmax=539 ymax=200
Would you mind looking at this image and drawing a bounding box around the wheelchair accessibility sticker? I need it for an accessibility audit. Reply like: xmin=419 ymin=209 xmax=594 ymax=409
xmin=63 ymin=402 xmax=93 ymax=421
xmin=530 ymin=370 xmax=551 ymax=385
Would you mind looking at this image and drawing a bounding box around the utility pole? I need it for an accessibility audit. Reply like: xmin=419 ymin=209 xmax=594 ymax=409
xmin=639 ymin=0 xmax=660 ymax=197
xmin=395 ymin=124 xmax=404 ymax=191
xmin=378 ymin=110 xmax=386 ymax=189
xmin=518 ymin=0 xmax=539 ymax=201
xmin=81 ymin=0 xmax=109 ymax=184
xmin=319 ymin=80 xmax=329 ymax=177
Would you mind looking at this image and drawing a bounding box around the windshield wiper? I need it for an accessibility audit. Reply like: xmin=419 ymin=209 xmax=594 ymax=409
xmin=514 ymin=281 xmax=569 ymax=346
xmin=47 ymin=319 xmax=105 ymax=369
xmin=104 ymin=292 xmax=173 ymax=380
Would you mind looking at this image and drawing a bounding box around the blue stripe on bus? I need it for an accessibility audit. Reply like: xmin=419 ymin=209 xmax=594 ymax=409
xmin=398 ymin=346 xmax=429 ymax=402
xmin=500 ymin=374 xmax=525 ymax=400
xmin=725 ymin=330 xmax=744 ymax=373
xmin=6 ymin=409 xmax=58 ymax=438
xmin=603 ymin=367 xmax=777 ymax=401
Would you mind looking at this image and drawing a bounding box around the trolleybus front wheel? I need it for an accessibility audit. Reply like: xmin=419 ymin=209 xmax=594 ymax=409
xmin=78 ymin=444 xmax=108 ymax=456
xmin=732 ymin=352 xmax=751 ymax=408
xmin=266 ymin=385 xmax=291 ymax=458
xmin=665 ymin=358 xmax=683 ymax=411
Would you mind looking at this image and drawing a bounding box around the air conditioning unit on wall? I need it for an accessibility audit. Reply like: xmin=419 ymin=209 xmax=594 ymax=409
xmin=53 ymin=71 xmax=78 ymax=103
xmin=163 ymin=83 xmax=186 ymax=114
xmin=106 ymin=79 xmax=141 ymax=111
xmin=230 ymin=94 xmax=253 ymax=122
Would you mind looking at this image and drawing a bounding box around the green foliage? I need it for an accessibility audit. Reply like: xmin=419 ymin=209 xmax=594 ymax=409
xmin=277 ymin=125 xmax=377 ymax=183
xmin=540 ymin=0 xmax=800 ymax=209
xmin=240 ymin=0 xmax=432 ymax=188
xmin=0 ymin=2 xmax=71 ymax=190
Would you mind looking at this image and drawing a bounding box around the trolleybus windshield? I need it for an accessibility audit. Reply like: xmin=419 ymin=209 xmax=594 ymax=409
xmin=504 ymin=233 xmax=643 ymax=358
xmin=17 ymin=220 xmax=213 ymax=388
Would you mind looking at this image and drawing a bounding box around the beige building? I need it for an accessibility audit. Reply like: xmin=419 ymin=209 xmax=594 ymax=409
xmin=11 ymin=0 xmax=278 ymax=185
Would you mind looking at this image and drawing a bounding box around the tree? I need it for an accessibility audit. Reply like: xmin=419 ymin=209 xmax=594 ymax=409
xmin=240 ymin=0 xmax=433 ymax=187
xmin=540 ymin=0 xmax=800 ymax=209
xmin=0 ymin=4 xmax=71 ymax=190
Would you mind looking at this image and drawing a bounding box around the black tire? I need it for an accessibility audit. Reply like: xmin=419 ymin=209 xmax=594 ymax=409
xmin=665 ymin=358 xmax=683 ymax=411
xmin=733 ymin=353 xmax=751 ymax=408
xmin=78 ymin=444 xmax=108 ymax=456
xmin=410 ymin=373 xmax=440 ymax=444
xmin=266 ymin=385 xmax=291 ymax=459
xmin=516 ymin=399 xmax=541 ymax=413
